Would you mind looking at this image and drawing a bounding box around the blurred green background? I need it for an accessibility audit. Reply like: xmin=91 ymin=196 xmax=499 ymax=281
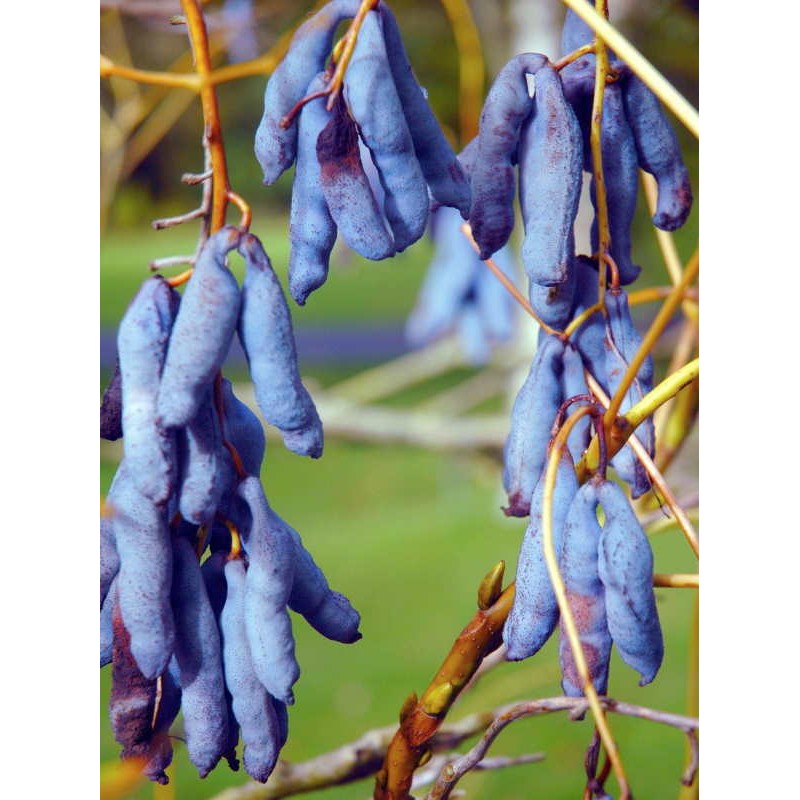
xmin=100 ymin=1 xmax=698 ymax=798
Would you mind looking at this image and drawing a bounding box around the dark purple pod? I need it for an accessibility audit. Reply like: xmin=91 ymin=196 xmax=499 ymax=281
xmin=622 ymin=74 xmax=692 ymax=231
xmin=504 ymin=449 xmax=579 ymax=660
xmin=316 ymin=92 xmax=394 ymax=260
xmin=144 ymin=659 xmax=183 ymax=784
xmin=379 ymin=3 xmax=471 ymax=217
xmin=237 ymin=476 xmax=299 ymax=705
xmin=288 ymin=74 xmax=338 ymax=306
xmin=469 ymin=53 xmax=547 ymax=260
xmin=221 ymin=557 xmax=284 ymax=783
xmin=272 ymin=697 xmax=289 ymax=750
xmin=344 ymin=10 xmax=429 ymax=252
xmin=519 ymin=65 xmax=583 ymax=287
xmin=157 ymin=227 xmax=242 ymax=429
xmin=237 ymin=233 xmax=324 ymax=459
xmin=178 ymin=388 xmax=232 ymax=525
xmin=280 ymin=514 xmax=361 ymax=643
xmin=171 ymin=534 xmax=230 ymax=778
xmin=219 ymin=378 xmax=265 ymax=477
xmin=254 ymin=0 xmax=363 ymax=184
xmin=117 ymin=276 xmax=180 ymax=505
xmin=503 ymin=331 xmax=566 ymax=517
xmin=557 ymin=480 xmax=611 ymax=697
xmin=108 ymin=460 xmax=175 ymax=679
xmin=596 ymin=479 xmax=663 ymax=685
xmin=561 ymin=342 xmax=592 ymax=464
xmin=101 ymin=359 xmax=123 ymax=441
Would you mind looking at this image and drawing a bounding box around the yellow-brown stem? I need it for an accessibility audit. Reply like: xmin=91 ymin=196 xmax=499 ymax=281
xmin=553 ymin=42 xmax=595 ymax=70
xmin=653 ymin=573 xmax=698 ymax=589
xmin=100 ymin=54 xmax=200 ymax=90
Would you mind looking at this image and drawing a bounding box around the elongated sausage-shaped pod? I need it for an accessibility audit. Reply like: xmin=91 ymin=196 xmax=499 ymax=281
xmin=504 ymin=449 xmax=579 ymax=660
xmin=254 ymin=0 xmax=362 ymax=184
xmin=557 ymin=480 xmax=611 ymax=696
xmin=317 ymin=92 xmax=394 ymax=260
xmin=158 ymin=227 xmax=242 ymax=429
xmin=118 ymin=276 xmax=180 ymax=505
xmin=529 ymin=248 xmax=578 ymax=329
xmin=221 ymin=557 xmax=284 ymax=783
xmin=596 ymin=479 xmax=663 ymax=685
xmin=469 ymin=53 xmax=547 ymax=260
xmin=503 ymin=332 xmax=566 ymax=518
xmin=457 ymin=136 xmax=479 ymax=179
xmin=288 ymin=75 xmax=338 ymax=306
xmin=109 ymin=461 xmax=174 ymax=679
xmin=561 ymin=342 xmax=592 ymax=464
xmin=178 ymin=388 xmax=230 ymax=525
xmin=379 ymin=3 xmax=471 ymax=217
xmin=519 ymin=65 xmax=583 ymax=287
xmin=589 ymin=84 xmax=641 ymax=285
xmin=237 ymin=476 xmax=299 ymax=704
xmin=238 ymin=232 xmax=324 ymax=459
xmin=405 ymin=206 xmax=477 ymax=348
xmin=171 ymin=535 xmax=230 ymax=777
xmin=569 ymin=258 xmax=608 ymax=388
xmin=604 ymin=290 xmax=654 ymax=498
xmin=144 ymin=660 xmax=183 ymax=784
xmin=101 ymin=512 xmax=120 ymax=607
xmin=101 ymin=578 xmax=117 ymax=668
xmin=622 ymin=74 xmax=692 ymax=231
xmin=101 ymin=359 xmax=123 ymax=441
xmin=475 ymin=243 xmax=517 ymax=344
xmin=278 ymin=514 xmax=362 ymax=643
xmin=272 ymin=697 xmax=289 ymax=749
xmin=344 ymin=11 xmax=429 ymax=252
xmin=220 ymin=378 xmax=265 ymax=477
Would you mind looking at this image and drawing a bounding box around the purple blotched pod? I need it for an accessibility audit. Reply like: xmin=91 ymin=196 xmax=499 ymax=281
xmin=118 ymin=276 xmax=180 ymax=505
xmin=622 ymin=74 xmax=692 ymax=231
xmin=101 ymin=511 xmax=120 ymax=607
xmin=504 ymin=449 xmax=579 ymax=660
xmin=317 ymin=92 xmax=394 ymax=260
xmin=469 ymin=53 xmax=547 ymax=260
xmin=178 ymin=388 xmax=233 ymax=525
xmin=171 ymin=535 xmax=230 ymax=778
xmin=344 ymin=10 xmax=429 ymax=252
xmin=604 ymin=290 xmax=654 ymax=498
xmin=237 ymin=232 xmax=324 ymax=459
xmin=101 ymin=359 xmax=123 ymax=441
xmin=280 ymin=515 xmax=361 ymax=643
xmin=503 ymin=331 xmax=566 ymax=518
xmin=221 ymin=557 xmax=284 ymax=782
xmin=220 ymin=378 xmax=265 ymax=476
xmin=596 ymin=479 xmax=663 ymax=685
xmin=101 ymin=578 xmax=117 ymax=668
xmin=237 ymin=476 xmax=299 ymax=704
xmin=109 ymin=606 xmax=174 ymax=785
xmin=157 ymin=227 xmax=242 ymax=428
xmin=519 ymin=65 xmax=583 ymax=287
xmin=254 ymin=0 xmax=363 ymax=184
xmin=288 ymin=74 xmax=338 ymax=306
xmin=108 ymin=460 xmax=174 ymax=679
xmin=456 ymin=136 xmax=478 ymax=178
xmin=557 ymin=480 xmax=611 ymax=697
xmin=562 ymin=342 xmax=592 ymax=464
xmin=379 ymin=3 xmax=471 ymax=217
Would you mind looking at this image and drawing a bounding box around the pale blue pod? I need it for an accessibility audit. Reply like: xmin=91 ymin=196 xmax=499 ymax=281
xmin=220 ymin=378 xmax=265 ymax=477
xmin=469 ymin=53 xmax=547 ymax=260
xmin=171 ymin=535 xmax=230 ymax=778
xmin=221 ymin=557 xmax=283 ymax=783
xmin=504 ymin=449 xmax=579 ymax=660
xmin=237 ymin=476 xmax=299 ymax=704
xmin=288 ymin=74 xmax=338 ymax=306
xmin=316 ymin=93 xmax=394 ymax=260
xmin=456 ymin=136 xmax=479 ymax=179
xmin=569 ymin=258 xmax=608 ymax=388
xmin=101 ymin=578 xmax=117 ymax=668
xmin=157 ymin=227 xmax=242 ymax=429
xmin=344 ymin=10 xmax=429 ymax=252
xmin=238 ymin=233 xmax=324 ymax=459
xmin=101 ymin=512 xmax=120 ymax=607
xmin=117 ymin=275 xmax=180 ymax=505
xmin=622 ymin=74 xmax=692 ymax=231
xmin=379 ymin=3 xmax=471 ymax=216
xmin=278 ymin=513 xmax=361 ymax=643
xmin=557 ymin=480 xmax=611 ymax=697
xmin=178 ymin=388 xmax=229 ymax=525
xmin=519 ymin=65 xmax=583 ymax=287
xmin=502 ymin=331 xmax=566 ymax=518
xmin=561 ymin=342 xmax=592 ymax=464
xmin=596 ymin=479 xmax=664 ymax=685
xmin=475 ymin=241 xmax=517 ymax=344
xmin=254 ymin=0 xmax=363 ymax=184
xmin=529 ymin=247 xmax=578 ymax=329
xmin=109 ymin=460 xmax=175 ymax=679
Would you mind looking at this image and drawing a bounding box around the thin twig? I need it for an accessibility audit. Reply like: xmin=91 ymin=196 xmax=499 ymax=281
xmin=152 ymin=206 xmax=207 ymax=230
